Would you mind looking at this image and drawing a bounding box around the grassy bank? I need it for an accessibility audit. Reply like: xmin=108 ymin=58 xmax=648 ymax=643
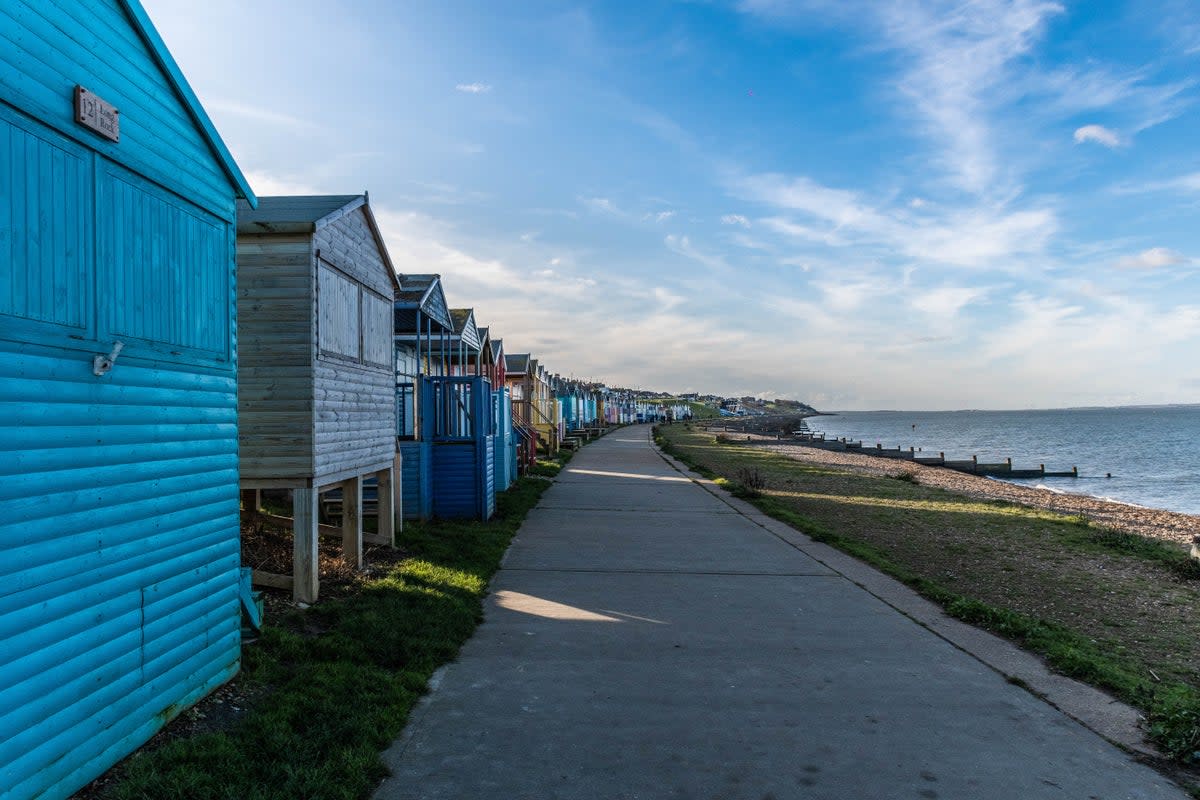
xmin=656 ymin=424 xmax=1200 ymax=764
xmin=97 ymin=454 xmax=575 ymax=800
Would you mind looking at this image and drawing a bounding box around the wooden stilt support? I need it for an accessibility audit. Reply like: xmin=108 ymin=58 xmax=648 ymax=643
xmin=240 ymin=488 xmax=259 ymax=521
xmin=293 ymin=486 xmax=319 ymax=603
xmin=341 ymin=475 xmax=363 ymax=570
xmin=370 ymin=462 xmax=397 ymax=547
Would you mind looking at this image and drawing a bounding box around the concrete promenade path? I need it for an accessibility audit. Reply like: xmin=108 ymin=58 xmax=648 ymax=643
xmin=375 ymin=426 xmax=1186 ymax=800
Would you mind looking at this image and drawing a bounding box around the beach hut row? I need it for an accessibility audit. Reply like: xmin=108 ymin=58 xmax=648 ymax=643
xmin=0 ymin=3 xmax=622 ymax=797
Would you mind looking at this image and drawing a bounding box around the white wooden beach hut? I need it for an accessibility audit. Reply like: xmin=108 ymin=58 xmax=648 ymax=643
xmin=236 ymin=194 xmax=401 ymax=603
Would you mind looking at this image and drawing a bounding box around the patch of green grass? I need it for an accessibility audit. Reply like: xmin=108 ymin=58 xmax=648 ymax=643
xmin=105 ymin=475 xmax=553 ymax=800
xmin=529 ymin=447 xmax=576 ymax=478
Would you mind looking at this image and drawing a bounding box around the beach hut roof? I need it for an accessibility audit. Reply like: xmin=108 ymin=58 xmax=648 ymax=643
xmin=476 ymin=327 xmax=495 ymax=366
xmin=237 ymin=194 xmax=399 ymax=289
xmin=395 ymin=274 xmax=453 ymax=331
xmin=118 ymin=0 xmax=256 ymax=206
xmin=505 ymin=353 xmax=530 ymax=374
xmin=447 ymin=308 xmax=481 ymax=351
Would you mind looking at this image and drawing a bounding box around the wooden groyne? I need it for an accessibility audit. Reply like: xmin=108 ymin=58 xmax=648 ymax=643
xmin=740 ymin=429 xmax=1080 ymax=479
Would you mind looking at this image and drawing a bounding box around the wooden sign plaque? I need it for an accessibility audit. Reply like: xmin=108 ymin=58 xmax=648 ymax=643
xmin=74 ymin=86 xmax=120 ymax=142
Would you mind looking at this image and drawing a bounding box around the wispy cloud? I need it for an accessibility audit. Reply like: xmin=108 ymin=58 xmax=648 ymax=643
xmin=733 ymin=170 xmax=1057 ymax=269
xmin=910 ymin=286 xmax=988 ymax=317
xmin=721 ymin=214 xmax=751 ymax=227
xmin=875 ymin=0 xmax=1065 ymax=195
xmin=643 ymin=210 xmax=676 ymax=223
xmin=208 ymin=100 xmax=322 ymax=131
xmin=455 ymin=82 xmax=492 ymax=94
xmin=1117 ymin=171 xmax=1200 ymax=194
xmin=664 ymin=234 xmax=734 ymax=274
xmin=1073 ymin=124 xmax=1122 ymax=148
xmin=580 ymin=196 xmax=622 ymax=216
xmin=1114 ymin=247 xmax=1189 ymax=269
xmin=243 ymin=169 xmax=327 ymax=197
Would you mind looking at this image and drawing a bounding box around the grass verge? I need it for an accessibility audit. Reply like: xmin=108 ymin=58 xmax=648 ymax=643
xmin=657 ymin=424 xmax=1200 ymax=765
xmin=98 ymin=475 xmax=553 ymax=800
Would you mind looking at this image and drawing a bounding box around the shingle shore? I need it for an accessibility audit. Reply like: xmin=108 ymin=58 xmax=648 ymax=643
xmin=729 ymin=432 xmax=1200 ymax=548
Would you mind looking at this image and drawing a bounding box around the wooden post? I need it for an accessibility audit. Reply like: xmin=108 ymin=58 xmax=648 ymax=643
xmin=293 ymin=486 xmax=319 ymax=604
xmin=342 ymin=475 xmax=363 ymax=570
xmin=375 ymin=462 xmax=398 ymax=546
xmin=240 ymin=488 xmax=258 ymax=522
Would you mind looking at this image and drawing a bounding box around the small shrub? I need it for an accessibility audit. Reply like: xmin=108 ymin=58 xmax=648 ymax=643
xmin=894 ymin=470 xmax=918 ymax=484
xmin=734 ymin=467 xmax=767 ymax=498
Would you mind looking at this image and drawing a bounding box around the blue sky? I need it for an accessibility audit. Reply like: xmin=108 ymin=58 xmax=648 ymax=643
xmin=145 ymin=0 xmax=1200 ymax=410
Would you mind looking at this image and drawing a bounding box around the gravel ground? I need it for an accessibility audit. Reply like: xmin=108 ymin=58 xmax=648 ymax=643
xmin=726 ymin=432 xmax=1200 ymax=549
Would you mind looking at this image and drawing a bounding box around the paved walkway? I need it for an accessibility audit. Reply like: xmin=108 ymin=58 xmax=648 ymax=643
xmin=375 ymin=426 xmax=1186 ymax=799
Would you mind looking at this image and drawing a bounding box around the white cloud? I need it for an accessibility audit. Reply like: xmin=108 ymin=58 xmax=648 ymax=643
xmin=664 ymin=234 xmax=734 ymax=274
xmin=721 ymin=214 xmax=751 ymax=227
xmin=1114 ymin=247 xmax=1189 ymax=269
xmin=243 ymin=169 xmax=327 ymax=197
xmin=1119 ymin=172 xmax=1200 ymax=194
xmin=910 ymin=286 xmax=987 ymax=317
xmin=737 ymin=171 xmax=1057 ymax=269
xmin=644 ymin=210 xmax=675 ymax=223
xmin=877 ymin=0 xmax=1065 ymax=195
xmin=1073 ymin=124 xmax=1122 ymax=148
xmin=455 ymin=82 xmax=492 ymax=93
xmin=208 ymin=100 xmax=321 ymax=131
xmin=581 ymin=196 xmax=621 ymax=215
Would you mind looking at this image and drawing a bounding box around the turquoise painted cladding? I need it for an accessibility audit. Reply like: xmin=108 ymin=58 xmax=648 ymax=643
xmin=492 ymin=389 xmax=513 ymax=491
xmin=0 ymin=0 xmax=238 ymax=218
xmin=0 ymin=1 xmax=245 ymax=797
xmin=398 ymin=440 xmax=433 ymax=520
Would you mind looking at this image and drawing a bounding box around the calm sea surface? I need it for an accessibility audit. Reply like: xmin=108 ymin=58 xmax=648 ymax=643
xmin=807 ymin=406 xmax=1200 ymax=516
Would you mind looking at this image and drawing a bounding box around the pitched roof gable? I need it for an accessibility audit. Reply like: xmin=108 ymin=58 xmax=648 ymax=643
xmin=121 ymin=0 xmax=256 ymax=205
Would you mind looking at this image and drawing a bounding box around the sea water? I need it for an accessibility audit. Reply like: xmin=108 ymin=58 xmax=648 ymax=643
xmin=807 ymin=406 xmax=1200 ymax=516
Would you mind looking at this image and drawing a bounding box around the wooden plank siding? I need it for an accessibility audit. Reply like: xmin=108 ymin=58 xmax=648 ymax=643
xmin=0 ymin=1 xmax=254 ymax=796
xmin=398 ymin=439 xmax=433 ymax=520
xmin=311 ymin=206 xmax=396 ymax=482
xmin=0 ymin=0 xmax=239 ymax=217
xmin=235 ymin=234 xmax=314 ymax=480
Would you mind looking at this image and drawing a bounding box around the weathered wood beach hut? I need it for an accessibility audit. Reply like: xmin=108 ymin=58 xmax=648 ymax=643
xmin=235 ymin=194 xmax=400 ymax=603
xmin=0 ymin=2 xmax=255 ymax=797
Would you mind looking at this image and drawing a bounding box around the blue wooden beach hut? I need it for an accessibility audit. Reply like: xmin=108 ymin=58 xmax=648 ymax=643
xmin=482 ymin=331 xmax=517 ymax=492
xmin=0 ymin=2 xmax=255 ymax=798
xmin=395 ymin=277 xmax=497 ymax=520
xmin=431 ymin=309 xmax=495 ymax=519
xmin=395 ymin=274 xmax=452 ymax=520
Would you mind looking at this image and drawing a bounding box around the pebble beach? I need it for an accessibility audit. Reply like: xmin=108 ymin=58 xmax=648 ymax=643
xmin=728 ymin=432 xmax=1200 ymax=549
